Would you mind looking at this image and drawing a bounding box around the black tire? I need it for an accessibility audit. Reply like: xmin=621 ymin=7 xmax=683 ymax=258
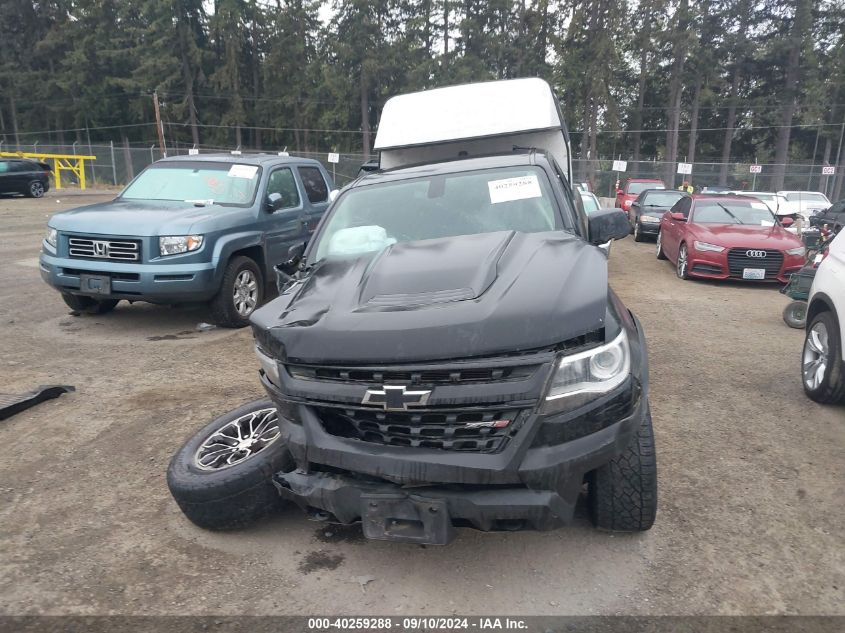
xmin=782 ymin=301 xmax=807 ymax=329
xmin=26 ymin=180 xmax=45 ymax=198
xmin=656 ymin=230 xmax=667 ymax=260
xmin=167 ymin=398 xmax=294 ymax=530
xmin=633 ymin=221 xmax=645 ymax=242
xmin=209 ymin=256 xmax=263 ymax=328
xmin=802 ymin=311 xmax=845 ymax=404
xmin=676 ymin=242 xmax=689 ymax=279
xmin=588 ymin=407 xmax=657 ymax=531
xmin=61 ymin=292 xmax=119 ymax=314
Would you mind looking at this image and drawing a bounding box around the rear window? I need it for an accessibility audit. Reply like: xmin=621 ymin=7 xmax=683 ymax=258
xmin=642 ymin=191 xmax=685 ymax=207
xmin=628 ymin=181 xmax=665 ymax=195
xmin=785 ymin=192 xmax=828 ymax=203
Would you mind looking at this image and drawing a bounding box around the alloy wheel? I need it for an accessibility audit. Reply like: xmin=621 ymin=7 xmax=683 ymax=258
xmin=677 ymin=245 xmax=688 ymax=278
xmin=656 ymin=231 xmax=662 ymax=256
xmin=803 ymin=322 xmax=829 ymax=390
xmin=194 ymin=408 xmax=281 ymax=470
xmin=233 ymin=269 xmax=258 ymax=317
xmin=31 ymin=182 xmax=44 ymax=198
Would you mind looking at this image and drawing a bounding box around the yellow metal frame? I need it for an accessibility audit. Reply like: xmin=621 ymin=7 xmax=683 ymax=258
xmin=0 ymin=151 xmax=97 ymax=190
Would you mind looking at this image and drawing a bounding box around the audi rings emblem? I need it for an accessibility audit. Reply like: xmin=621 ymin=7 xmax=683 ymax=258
xmin=745 ymin=250 xmax=767 ymax=258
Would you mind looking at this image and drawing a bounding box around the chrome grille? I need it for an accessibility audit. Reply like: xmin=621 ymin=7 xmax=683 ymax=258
xmin=68 ymin=237 xmax=140 ymax=261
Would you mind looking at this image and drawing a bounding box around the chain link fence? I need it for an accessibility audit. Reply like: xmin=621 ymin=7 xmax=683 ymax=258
xmin=0 ymin=142 xmax=368 ymax=190
xmin=574 ymin=159 xmax=842 ymax=200
xmin=2 ymin=141 xmax=841 ymax=201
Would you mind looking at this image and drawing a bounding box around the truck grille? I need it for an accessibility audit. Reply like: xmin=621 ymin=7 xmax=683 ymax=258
xmin=68 ymin=237 xmax=140 ymax=262
xmin=314 ymin=406 xmax=524 ymax=453
xmin=726 ymin=248 xmax=783 ymax=279
xmin=286 ymin=363 xmax=540 ymax=385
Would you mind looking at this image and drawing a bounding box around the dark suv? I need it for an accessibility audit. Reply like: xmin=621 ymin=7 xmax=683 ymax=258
xmin=244 ymin=152 xmax=656 ymax=544
xmin=0 ymin=158 xmax=51 ymax=198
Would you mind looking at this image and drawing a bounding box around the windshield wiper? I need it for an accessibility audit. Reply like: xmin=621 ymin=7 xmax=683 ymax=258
xmin=714 ymin=202 xmax=743 ymax=224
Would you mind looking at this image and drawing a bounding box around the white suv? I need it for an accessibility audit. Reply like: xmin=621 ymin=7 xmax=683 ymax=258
xmin=803 ymin=230 xmax=845 ymax=403
xmin=778 ymin=191 xmax=831 ymax=221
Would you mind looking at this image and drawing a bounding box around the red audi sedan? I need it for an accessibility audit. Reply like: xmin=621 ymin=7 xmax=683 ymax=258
xmin=656 ymin=195 xmax=806 ymax=282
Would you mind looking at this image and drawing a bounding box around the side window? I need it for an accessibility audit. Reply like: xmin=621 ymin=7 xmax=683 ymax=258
xmin=298 ymin=166 xmax=329 ymax=204
xmin=13 ymin=162 xmax=31 ymax=172
xmin=671 ymin=198 xmax=691 ymax=217
xmin=266 ymin=168 xmax=300 ymax=210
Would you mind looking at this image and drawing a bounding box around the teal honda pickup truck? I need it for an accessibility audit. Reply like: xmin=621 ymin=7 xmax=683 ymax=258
xmin=40 ymin=154 xmax=334 ymax=327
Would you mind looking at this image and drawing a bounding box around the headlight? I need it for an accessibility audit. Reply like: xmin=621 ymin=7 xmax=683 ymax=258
xmin=542 ymin=330 xmax=630 ymax=413
xmin=255 ymin=345 xmax=280 ymax=386
xmin=640 ymin=215 xmax=660 ymax=223
xmin=786 ymin=246 xmax=805 ymax=256
xmin=45 ymin=227 xmax=57 ymax=248
xmin=159 ymin=235 xmax=203 ymax=256
xmin=693 ymin=240 xmax=725 ymax=253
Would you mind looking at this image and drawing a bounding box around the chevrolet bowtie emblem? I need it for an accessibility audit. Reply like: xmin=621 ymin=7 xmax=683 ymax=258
xmin=361 ymin=385 xmax=432 ymax=411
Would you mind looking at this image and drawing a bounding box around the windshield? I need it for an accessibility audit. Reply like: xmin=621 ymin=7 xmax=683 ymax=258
xmin=580 ymin=192 xmax=600 ymax=214
xmin=785 ymin=192 xmax=828 ymax=203
xmin=628 ymin=182 xmax=664 ymax=195
xmin=692 ymin=199 xmax=776 ymax=225
xmin=312 ymin=166 xmax=563 ymax=262
xmin=642 ymin=191 xmax=685 ymax=207
xmin=120 ymin=161 xmax=261 ymax=206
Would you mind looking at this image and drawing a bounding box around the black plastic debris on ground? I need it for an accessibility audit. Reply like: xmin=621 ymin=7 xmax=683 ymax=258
xmin=0 ymin=385 xmax=75 ymax=421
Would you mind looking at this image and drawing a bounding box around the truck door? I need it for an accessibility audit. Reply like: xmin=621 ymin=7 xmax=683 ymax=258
xmin=296 ymin=165 xmax=332 ymax=238
xmin=262 ymin=166 xmax=304 ymax=267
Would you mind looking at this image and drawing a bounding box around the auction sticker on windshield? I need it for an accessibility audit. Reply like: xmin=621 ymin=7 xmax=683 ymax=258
xmin=228 ymin=164 xmax=259 ymax=179
xmin=488 ymin=174 xmax=542 ymax=204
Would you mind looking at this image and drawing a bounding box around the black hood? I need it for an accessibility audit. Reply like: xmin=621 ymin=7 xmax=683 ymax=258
xmin=251 ymin=231 xmax=608 ymax=363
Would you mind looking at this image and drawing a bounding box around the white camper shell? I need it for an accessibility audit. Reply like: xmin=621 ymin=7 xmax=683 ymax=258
xmin=373 ymin=78 xmax=572 ymax=182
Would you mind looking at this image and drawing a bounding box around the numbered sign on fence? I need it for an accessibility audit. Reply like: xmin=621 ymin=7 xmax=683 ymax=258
xmin=612 ymin=160 xmax=627 ymax=172
xmin=749 ymin=164 xmax=762 ymax=173
xmin=822 ymin=166 xmax=836 ymax=175
xmin=327 ymin=152 xmax=340 ymax=164
xmin=677 ymin=162 xmax=693 ymax=175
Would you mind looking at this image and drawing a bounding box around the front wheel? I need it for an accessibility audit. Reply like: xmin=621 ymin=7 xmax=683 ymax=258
xmin=167 ymin=399 xmax=294 ymax=530
xmin=588 ymin=407 xmax=658 ymax=531
xmin=61 ymin=293 xmax=119 ymax=314
xmin=676 ymin=243 xmax=690 ymax=279
xmin=656 ymin=230 xmax=667 ymax=260
xmin=802 ymin=312 xmax=845 ymax=404
xmin=209 ymin=256 xmax=263 ymax=328
xmin=782 ymin=301 xmax=807 ymax=329
xmin=27 ymin=180 xmax=45 ymax=198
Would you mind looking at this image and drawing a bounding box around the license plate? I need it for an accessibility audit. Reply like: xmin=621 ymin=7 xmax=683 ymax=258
xmin=742 ymin=268 xmax=766 ymax=280
xmin=79 ymin=274 xmax=111 ymax=295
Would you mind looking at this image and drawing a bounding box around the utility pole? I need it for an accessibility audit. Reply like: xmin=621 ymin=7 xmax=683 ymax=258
xmin=153 ymin=91 xmax=167 ymax=158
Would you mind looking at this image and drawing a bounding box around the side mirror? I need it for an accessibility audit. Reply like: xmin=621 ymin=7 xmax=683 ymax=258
xmin=670 ymin=212 xmax=687 ymax=222
xmin=267 ymin=192 xmax=285 ymax=212
xmin=589 ymin=208 xmax=631 ymax=245
xmin=779 ymin=216 xmax=794 ymax=227
xmin=274 ymin=242 xmax=307 ymax=292
xmin=329 ymin=189 xmax=339 ymax=202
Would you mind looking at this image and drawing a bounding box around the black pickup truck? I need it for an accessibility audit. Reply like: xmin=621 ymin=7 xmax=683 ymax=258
xmin=167 ymin=79 xmax=657 ymax=544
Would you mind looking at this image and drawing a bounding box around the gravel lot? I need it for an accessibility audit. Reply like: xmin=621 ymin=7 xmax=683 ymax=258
xmin=0 ymin=191 xmax=842 ymax=616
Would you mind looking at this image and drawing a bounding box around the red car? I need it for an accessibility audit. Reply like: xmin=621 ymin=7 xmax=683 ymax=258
xmin=655 ymin=195 xmax=806 ymax=282
xmin=615 ymin=178 xmax=666 ymax=212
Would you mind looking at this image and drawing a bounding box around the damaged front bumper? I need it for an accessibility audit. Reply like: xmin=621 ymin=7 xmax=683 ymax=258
xmin=260 ymin=308 xmax=649 ymax=545
xmin=265 ymin=380 xmax=647 ymax=545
